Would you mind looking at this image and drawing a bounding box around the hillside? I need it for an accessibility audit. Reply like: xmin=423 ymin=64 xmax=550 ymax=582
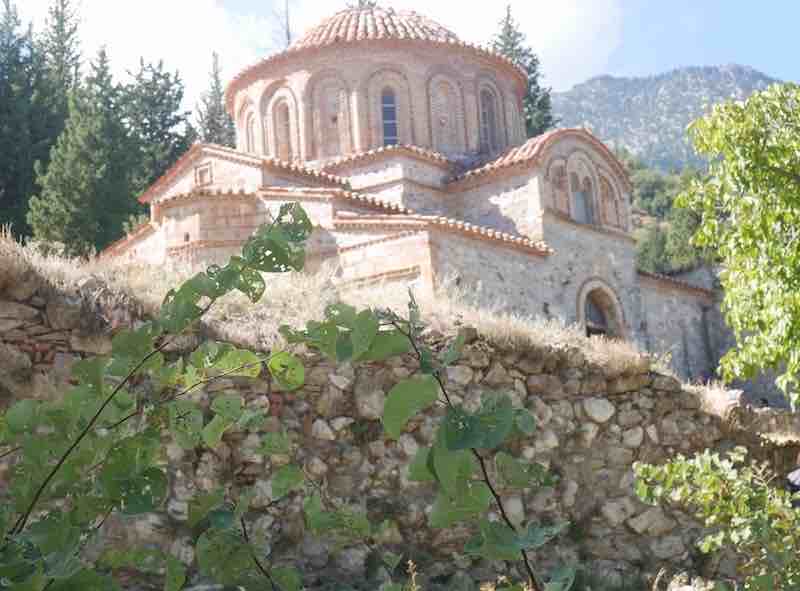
xmin=552 ymin=64 xmax=779 ymax=171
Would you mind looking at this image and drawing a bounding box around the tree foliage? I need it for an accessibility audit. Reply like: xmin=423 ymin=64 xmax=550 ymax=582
xmin=27 ymin=49 xmax=138 ymax=256
xmin=679 ymin=82 xmax=800 ymax=399
xmin=636 ymin=448 xmax=800 ymax=590
xmin=196 ymin=52 xmax=236 ymax=148
xmin=1 ymin=203 xmax=574 ymax=591
xmin=491 ymin=5 xmax=554 ymax=137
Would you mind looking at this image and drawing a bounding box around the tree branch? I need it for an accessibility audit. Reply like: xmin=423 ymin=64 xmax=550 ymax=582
xmin=240 ymin=517 xmax=281 ymax=591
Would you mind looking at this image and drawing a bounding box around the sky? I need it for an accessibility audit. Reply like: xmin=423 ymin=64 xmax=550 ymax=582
xmin=15 ymin=0 xmax=800 ymax=111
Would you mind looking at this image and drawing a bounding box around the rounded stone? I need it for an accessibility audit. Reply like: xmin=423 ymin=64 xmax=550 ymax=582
xmin=583 ymin=397 xmax=616 ymax=423
xmin=311 ymin=419 xmax=336 ymax=440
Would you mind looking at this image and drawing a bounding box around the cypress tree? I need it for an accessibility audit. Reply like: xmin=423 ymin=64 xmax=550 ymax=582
xmin=28 ymin=49 xmax=137 ymax=256
xmin=196 ymin=52 xmax=236 ymax=148
xmin=491 ymin=5 xmax=554 ymax=137
xmin=39 ymin=0 xmax=81 ymax=120
xmin=124 ymin=58 xmax=194 ymax=195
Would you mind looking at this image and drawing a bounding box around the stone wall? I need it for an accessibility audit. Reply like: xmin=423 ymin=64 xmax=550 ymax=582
xmin=3 ymin=278 xmax=799 ymax=589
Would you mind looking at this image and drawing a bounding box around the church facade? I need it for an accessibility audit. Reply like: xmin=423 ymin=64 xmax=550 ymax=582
xmin=104 ymin=5 xmax=722 ymax=382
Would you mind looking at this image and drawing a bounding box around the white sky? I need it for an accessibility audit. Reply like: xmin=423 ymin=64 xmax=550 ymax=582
xmin=18 ymin=0 xmax=624 ymax=111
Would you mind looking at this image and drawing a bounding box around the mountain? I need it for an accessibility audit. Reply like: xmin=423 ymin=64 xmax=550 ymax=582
xmin=552 ymin=64 xmax=780 ymax=171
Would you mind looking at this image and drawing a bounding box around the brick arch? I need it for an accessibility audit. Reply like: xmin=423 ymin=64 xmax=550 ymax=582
xmin=475 ymin=74 xmax=507 ymax=154
xmin=305 ymin=70 xmax=352 ymax=160
xmin=505 ymin=95 xmax=525 ymax=146
xmin=576 ymin=278 xmax=627 ymax=339
xmin=566 ymin=150 xmax=601 ymax=225
xmin=237 ymin=98 xmax=258 ymax=154
xmin=261 ymin=86 xmax=301 ymax=162
xmin=364 ymin=67 xmax=414 ymax=148
xmin=426 ymin=72 xmax=466 ymax=154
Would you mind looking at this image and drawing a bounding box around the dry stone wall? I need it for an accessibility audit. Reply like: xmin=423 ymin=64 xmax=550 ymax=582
xmin=1 ymin=281 xmax=798 ymax=590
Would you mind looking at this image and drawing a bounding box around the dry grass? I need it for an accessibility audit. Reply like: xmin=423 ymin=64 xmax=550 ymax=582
xmin=0 ymin=230 xmax=645 ymax=370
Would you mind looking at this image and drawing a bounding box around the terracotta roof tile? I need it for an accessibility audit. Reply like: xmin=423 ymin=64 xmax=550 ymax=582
xmin=638 ymin=270 xmax=714 ymax=298
xmin=138 ymin=143 xmax=346 ymax=204
xmin=332 ymin=213 xmax=552 ymax=256
xmin=321 ymin=144 xmax=454 ymax=172
xmin=449 ymin=128 xmax=633 ymax=191
xmin=224 ymin=6 xmax=526 ymax=113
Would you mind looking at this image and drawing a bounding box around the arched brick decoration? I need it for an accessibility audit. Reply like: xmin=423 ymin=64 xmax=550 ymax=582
xmin=545 ymin=158 xmax=570 ymax=215
xmin=262 ymin=87 xmax=300 ymax=162
xmin=366 ymin=68 xmax=413 ymax=148
xmin=309 ymin=72 xmax=352 ymax=160
xmin=237 ymin=99 xmax=257 ymax=154
xmin=506 ymin=96 xmax=524 ymax=145
xmin=428 ymin=74 xmax=465 ymax=154
xmin=599 ymin=175 xmax=621 ymax=229
xmin=576 ymin=278 xmax=626 ymax=339
xmin=478 ymin=81 xmax=505 ymax=155
xmin=567 ymin=151 xmax=600 ymax=225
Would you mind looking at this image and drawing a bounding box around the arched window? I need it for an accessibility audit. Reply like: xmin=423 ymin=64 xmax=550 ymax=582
xmin=274 ymin=101 xmax=292 ymax=161
xmin=479 ymin=88 xmax=500 ymax=154
xmin=582 ymin=287 xmax=623 ymax=338
xmin=553 ymin=165 xmax=569 ymax=215
xmin=245 ymin=112 xmax=256 ymax=154
xmin=321 ymin=87 xmax=343 ymax=158
xmin=382 ymin=88 xmax=399 ymax=146
xmin=570 ymin=173 xmax=591 ymax=224
xmin=599 ymin=176 xmax=618 ymax=227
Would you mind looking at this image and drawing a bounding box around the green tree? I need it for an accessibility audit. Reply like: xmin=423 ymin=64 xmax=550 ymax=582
xmin=196 ymin=52 xmax=236 ymax=148
xmin=680 ymin=82 xmax=800 ymax=399
xmin=491 ymin=5 xmax=554 ymax=137
xmin=635 ymin=224 xmax=669 ymax=274
xmin=27 ymin=48 xmax=137 ymax=256
xmin=124 ymin=58 xmax=194 ymax=195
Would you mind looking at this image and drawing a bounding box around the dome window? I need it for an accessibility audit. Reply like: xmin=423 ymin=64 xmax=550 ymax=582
xmin=381 ymin=88 xmax=399 ymax=146
xmin=479 ymin=88 xmax=500 ymax=154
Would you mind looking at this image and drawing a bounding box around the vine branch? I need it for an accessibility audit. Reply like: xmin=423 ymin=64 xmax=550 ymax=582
xmin=240 ymin=516 xmax=281 ymax=591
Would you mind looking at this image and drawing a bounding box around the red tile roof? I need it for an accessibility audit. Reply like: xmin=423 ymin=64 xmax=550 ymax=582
xmin=449 ymin=128 xmax=633 ymax=191
xmin=321 ymin=144 xmax=454 ymax=172
xmin=224 ymin=6 xmax=526 ymax=114
xmin=138 ymin=143 xmax=347 ymax=204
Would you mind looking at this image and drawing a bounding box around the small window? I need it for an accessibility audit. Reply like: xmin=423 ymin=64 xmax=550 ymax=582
xmin=382 ymin=88 xmax=399 ymax=146
xmin=183 ymin=233 xmax=190 ymax=243
xmin=479 ymin=88 xmax=499 ymax=154
xmin=571 ymin=173 xmax=590 ymax=224
xmin=585 ymin=296 xmax=608 ymax=337
xmin=195 ymin=163 xmax=212 ymax=187
xmin=274 ymin=101 xmax=293 ymax=161
xmin=245 ymin=113 xmax=257 ymax=153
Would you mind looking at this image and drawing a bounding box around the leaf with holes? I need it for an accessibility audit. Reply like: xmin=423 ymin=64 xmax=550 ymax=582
xmin=169 ymin=400 xmax=203 ymax=449
xmin=268 ymin=352 xmax=305 ymax=391
xmin=118 ymin=467 xmax=168 ymax=515
xmin=211 ymin=395 xmax=243 ymax=422
xmin=216 ymin=348 xmax=262 ymax=379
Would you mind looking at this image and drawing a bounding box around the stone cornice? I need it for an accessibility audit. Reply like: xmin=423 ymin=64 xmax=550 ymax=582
xmin=543 ymin=208 xmax=636 ymax=244
xmin=638 ymin=270 xmax=715 ymax=300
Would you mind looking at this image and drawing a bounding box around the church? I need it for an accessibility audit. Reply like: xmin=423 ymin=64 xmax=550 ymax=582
xmin=103 ymin=4 xmax=722 ymax=382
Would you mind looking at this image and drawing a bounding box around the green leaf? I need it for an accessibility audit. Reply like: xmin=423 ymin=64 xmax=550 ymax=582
xmin=513 ymin=408 xmax=537 ymax=436
xmin=517 ymin=522 xmax=568 ymax=551
xmin=19 ymin=514 xmax=83 ymax=579
xmin=304 ymin=493 xmax=338 ymax=533
xmin=237 ymin=408 xmax=267 ymax=431
xmin=271 ymin=465 xmax=304 ymax=500
xmin=496 ymin=452 xmax=551 ymax=489
xmin=272 ymin=566 xmax=302 ymax=591
xmin=169 ymin=400 xmax=203 ymax=449
xmin=361 ymin=330 xmax=411 ymax=361
xmin=119 ymin=467 xmax=168 ymax=514
xmin=442 ymin=406 xmax=484 ymax=450
xmin=475 ymin=394 xmax=515 ymax=449
xmin=235 ymin=487 xmax=256 ymax=523
xmin=216 ymin=348 xmax=262 ymax=379
xmin=268 ymin=352 xmax=305 ymax=391
xmin=432 ymin=429 xmax=475 ymax=495
xmin=196 ymin=529 xmax=254 ymax=585
xmin=211 ymin=394 xmax=244 ymax=421
xmin=6 ymin=399 xmax=38 ymax=433
xmin=351 ymin=309 xmax=379 ymax=359
xmin=383 ymin=552 xmax=403 ymax=572
xmin=408 ymin=447 xmax=436 ymax=482
xmin=544 ymin=565 xmax=577 ymax=591
xmin=441 ymin=331 xmax=466 ymax=366
xmin=165 ymin=555 xmax=186 ymax=591
xmin=465 ymin=519 xmax=520 ymax=561
xmin=202 ymin=415 xmax=232 ymax=448
xmin=429 ymin=482 xmax=492 ymax=528
xmin=258 ymin=430 xmax=291 ymax=455
xmin=189 ymin=489 xmax=225 ymax=527
xmin=382 ymin=376 xmax=439 ymax=439
xmin=335 ymin=331 xmax=354 ymax=362
xmin=49 ymin=569 xmax=122 ymax=591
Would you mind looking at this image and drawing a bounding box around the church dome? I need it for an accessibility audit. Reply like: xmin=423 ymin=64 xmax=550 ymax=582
xmin=225 ymin=4 xmax=528 ymax=164
xmin=289 ymin=6 xmax=461 ymax=50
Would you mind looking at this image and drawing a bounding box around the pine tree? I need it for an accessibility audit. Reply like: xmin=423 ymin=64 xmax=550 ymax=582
xmin=196 ymin=52 xmax=236 ymax=148
xmin=39 ymin=0 xmax=81 ymax=135
xmin=124 ymin=58 xmax=194 ymax=195
xmin=28 ymin=49 xmax=137 ymax=256
xmin=491 ymin=5 xmax=554 ymax=137
xmin=0 ymin=0 xmax=49 ymax=235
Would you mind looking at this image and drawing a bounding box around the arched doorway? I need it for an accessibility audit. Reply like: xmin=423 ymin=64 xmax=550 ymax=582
xmin=577 ymin=280 xmax=625 ymax=339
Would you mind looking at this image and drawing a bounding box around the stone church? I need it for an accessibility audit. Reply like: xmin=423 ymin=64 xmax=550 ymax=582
xmin=104 ymin=5 xmax=723 ymax=382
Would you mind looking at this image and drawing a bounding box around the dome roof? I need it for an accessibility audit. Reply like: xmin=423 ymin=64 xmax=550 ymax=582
xmin=290 ymin=6 xmax=461 ymax=49
xmin=224 ymin=5 xmax=527 ymax=114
